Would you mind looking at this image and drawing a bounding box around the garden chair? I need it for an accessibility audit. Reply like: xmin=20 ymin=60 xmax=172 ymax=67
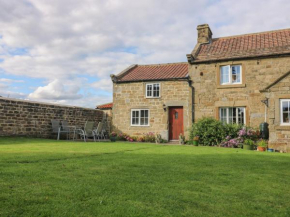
xmin=51 ymin=119 xmax=61 ymax=140
xmin=76 ymin=121 xmax=95 ymax=142
xmin=59 ymin=120 xmax=74 ymax=140
xmin=93 ymin=122 xmax=104 ymax=141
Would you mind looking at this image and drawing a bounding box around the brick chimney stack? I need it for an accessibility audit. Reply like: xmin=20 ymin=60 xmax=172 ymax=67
xmin=197 ymin=24 xmax=212 ymax=44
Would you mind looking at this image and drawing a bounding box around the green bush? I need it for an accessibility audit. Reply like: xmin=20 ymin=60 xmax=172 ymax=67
xmin=189 ymin=117 xmax=243 ymax=146
xmin=244 ymin=139 xmax=254 ymax=146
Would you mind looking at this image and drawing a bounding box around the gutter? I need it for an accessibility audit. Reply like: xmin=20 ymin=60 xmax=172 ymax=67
xmin=114 ymin=77 xmax=190 ymax=84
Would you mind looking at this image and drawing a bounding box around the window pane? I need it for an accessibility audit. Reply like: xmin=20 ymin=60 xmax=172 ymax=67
xmin=140 ymin=110 xmax=145 ymax=125
xmin=220 ymin=108 xmax=227 ymax=124
xmin=140 ymin=110 xmax=149 ymax=125
xmin=283 ymin=112 xmax=289 ymax=123
xmin=228 ymin=108 xmax=234 ymax=124
xmin=282 ymin=101 xmax=288 ymax=112
xmin=231 ymin=66 xmax=241 ymax=83
xmin=153 ymin=84 xmax=159 ymax=97
xmin=147 ymin=85 xmax=152 ymax=97
xmin=140 ymin=118 xmax=145 ymax=125
xmin=233 ymin=108 xmax=237 ymax=124
xmin=145 ymin=110 xmax=149 ymax=125
xmin=144 ymin=110 xmax=148 ymax=118
xmin=132 ymin=111 xmax=139 ymax=125
xmin=238 ymin=108 xmax=245 ymax=124
xmin=220 ymin=66 xmax=230 ymax=84
xmin=145 ymin=117 xmax=148 ymax=125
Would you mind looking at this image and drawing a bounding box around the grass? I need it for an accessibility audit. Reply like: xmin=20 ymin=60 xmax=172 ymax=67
xmin=0 ymin=137 xmax=290 ymax=217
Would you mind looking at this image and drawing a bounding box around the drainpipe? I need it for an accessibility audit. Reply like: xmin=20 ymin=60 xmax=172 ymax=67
xmin=188 ymin=80 xmax=195 ymax=124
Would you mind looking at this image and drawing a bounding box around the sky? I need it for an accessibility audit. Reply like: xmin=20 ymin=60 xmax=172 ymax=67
xmin=0 ymin=0 xmax=290 ymax=108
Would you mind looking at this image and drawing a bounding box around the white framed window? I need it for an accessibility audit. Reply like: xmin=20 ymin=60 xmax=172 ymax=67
xmin=131 ymin=109 xmax=149 ymax=126
xmin=220 ymin=65 xmax=242 ymax=85
xmin=219 ymin=107 xmax=246 ymax=125
xmin=146 ymin=83 xmax=160 ymax=98
xmin=280 ymin=99 xmax=290 ymax=125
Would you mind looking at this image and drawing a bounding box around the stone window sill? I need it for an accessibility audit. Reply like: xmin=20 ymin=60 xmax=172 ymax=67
xmin=217 ymin=84 xmax=246 ymax=89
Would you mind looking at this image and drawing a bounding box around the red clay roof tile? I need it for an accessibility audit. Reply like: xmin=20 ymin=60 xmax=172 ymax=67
xmin=96 ymin=103 xmax=113 ymax=109
xmin=116 ymin=63 xmax=188 ymax=82
xmin=194 ymin=28 xmax=290 ymax=62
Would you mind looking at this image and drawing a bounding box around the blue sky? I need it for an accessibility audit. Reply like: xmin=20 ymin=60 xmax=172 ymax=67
xmin=0 ymin=0 xmax=290 ymax=108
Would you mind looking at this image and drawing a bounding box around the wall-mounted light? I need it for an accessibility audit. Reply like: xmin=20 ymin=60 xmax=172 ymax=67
xmin=200 ymin=72 xmax=203 ymax=76
xmin=261 ymin=98 xmax=269 ymax=107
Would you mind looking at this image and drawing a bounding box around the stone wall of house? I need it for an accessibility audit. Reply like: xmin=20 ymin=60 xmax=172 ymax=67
xmin=189 ymin=56 xmax=290 ymax=151
xmin=263 ymin=76 xmax=290 ymax=152
xmin=112 ymin=80 xmax=192 ymax=140
xmin=0 ymin=97 xmax=103 ymax=139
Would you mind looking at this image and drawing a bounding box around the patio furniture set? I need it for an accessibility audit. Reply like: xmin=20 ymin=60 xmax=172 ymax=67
xmin=51 ymin=120 xmax=108 ymax=142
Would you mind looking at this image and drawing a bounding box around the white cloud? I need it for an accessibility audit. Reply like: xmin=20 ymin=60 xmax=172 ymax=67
xmin=0 ymin=0 xmax=289 ymax=107
xmin=91 ymin=78 xmax=113 ymax=92
xmin=28 ymin=80 xmax=82 ymax=100
xmin=28 ymin=79 xmax=82 ymax=100
xmin=0 ymin=78 xmax=24 ymax=83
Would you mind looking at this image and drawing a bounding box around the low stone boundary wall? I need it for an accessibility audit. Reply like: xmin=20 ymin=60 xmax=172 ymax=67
xmin=0 ymin=97 xmax=103 ymax=139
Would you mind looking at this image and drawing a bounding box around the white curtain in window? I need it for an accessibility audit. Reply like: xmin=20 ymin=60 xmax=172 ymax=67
xmin=231 ymin=65 xmax=241 ymax=83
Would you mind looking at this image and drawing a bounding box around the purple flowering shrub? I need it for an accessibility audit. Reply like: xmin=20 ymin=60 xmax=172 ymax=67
xmin=221 ymin=127 xmax=260 ymax=148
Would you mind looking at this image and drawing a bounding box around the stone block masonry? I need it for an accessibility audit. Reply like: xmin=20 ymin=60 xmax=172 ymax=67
xmin=0 ymin=97 xmax=103 ymax=138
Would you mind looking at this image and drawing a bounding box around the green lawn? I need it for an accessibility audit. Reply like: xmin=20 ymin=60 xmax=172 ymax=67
xmin=0 ymin=137 xmax=290 ymax=217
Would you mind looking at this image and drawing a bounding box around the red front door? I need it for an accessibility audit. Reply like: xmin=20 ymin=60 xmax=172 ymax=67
xmin=169 ymin=107 xmax=184 ymax=140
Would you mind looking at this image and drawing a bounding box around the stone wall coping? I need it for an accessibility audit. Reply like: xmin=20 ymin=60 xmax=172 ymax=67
xmin=0 ymin=97 xmax=99 ymax=111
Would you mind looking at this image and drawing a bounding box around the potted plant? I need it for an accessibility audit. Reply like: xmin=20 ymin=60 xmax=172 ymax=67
xmin=243 ymin=139 xmax=254 ymax=150
xmin=110 ymin=132 xmax=117 ymax=142
xmin=179 ymin=134 xmax=185 ymax=145
xmin=155 ymin=134 xmax=162 ymax=144
xmin=257 ymin=139 xmax=267 ymax=151
xmin=193 ymin=136 xmax=199 ymax=146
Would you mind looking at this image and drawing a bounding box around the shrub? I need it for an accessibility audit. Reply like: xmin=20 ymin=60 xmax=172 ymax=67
xmin=110 ymin=132 xmax=117 ymax=137
xmin=116 ymin=132 xmax=161 ymax=143
xmin=136 ymin=136 xmax=145 ymax=142
xmin=244 ymin=139 xmax=254 ymax=146
xmin=257 ymin=139 xmax=267 ymax=147
xmin=117 ymin=133 xmax=132 ymax=141
xmin=189 ymin=117 xmax=243 ymax=146
xmin=221 ymin=126 xmax=260 ymax=148
xmin=144 ymin=132 xmax=155 ymax=143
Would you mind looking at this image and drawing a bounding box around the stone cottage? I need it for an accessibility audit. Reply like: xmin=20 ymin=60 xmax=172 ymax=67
xmin=111 ymin=63 xmax=192 ymax=140
xmin=111 ymin=24 xmax=290 ymax=150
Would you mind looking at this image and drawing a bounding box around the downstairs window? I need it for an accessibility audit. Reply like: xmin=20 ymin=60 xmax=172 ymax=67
xmin=219 ymin=107 xmax=245 ymax=125
xmin=280 ymin=99 xmax=290 ymax=125
xmin=131 ymin=109 xmax=149 ymax=126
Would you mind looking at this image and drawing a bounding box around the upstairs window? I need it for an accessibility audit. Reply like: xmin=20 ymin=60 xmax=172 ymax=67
xmin=219 ymin=107 xmax=245 ymax=125
xmin=146 ymin=83 xmax=160 ymax=98
xmin=220 ymin=65 xmax=242 ymax=85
